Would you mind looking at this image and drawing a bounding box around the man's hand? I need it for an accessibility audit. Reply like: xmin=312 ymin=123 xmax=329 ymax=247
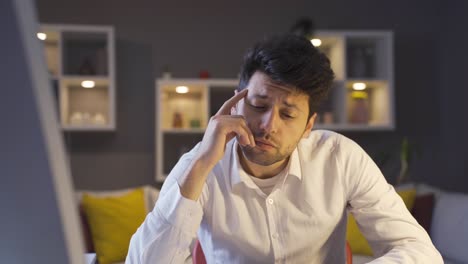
xmin=195 ymin=89 xmax=255 ymax=166
xmin=179 ymin=89 xmax=255 ymax=200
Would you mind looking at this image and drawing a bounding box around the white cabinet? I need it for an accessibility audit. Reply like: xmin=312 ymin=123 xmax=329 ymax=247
xmin=312 ymin=30 xmax=394 ymax=130
xmin=155 ymin=30 xmax=394 ymax=181
xmin=155 ymin=79 xmax=238 ymax=181
xmin=38 ymin=24 xmax=116 ymax=131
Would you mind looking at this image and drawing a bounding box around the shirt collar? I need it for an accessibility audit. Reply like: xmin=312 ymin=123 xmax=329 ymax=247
xmin=230 ymin=140 xmax=302 ymax=190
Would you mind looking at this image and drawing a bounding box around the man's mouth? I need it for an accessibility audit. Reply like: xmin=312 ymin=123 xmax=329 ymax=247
xmin=254 ymin=139 xmax=276 ymax=149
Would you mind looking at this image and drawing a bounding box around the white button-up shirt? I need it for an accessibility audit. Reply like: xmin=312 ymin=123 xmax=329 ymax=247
xmin=127 ymin=130 xmax=442 ymax=264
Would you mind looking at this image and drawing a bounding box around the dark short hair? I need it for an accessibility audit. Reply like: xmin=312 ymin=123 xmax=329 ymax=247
xmin=238 ymin=34 xmax=335 ymax=119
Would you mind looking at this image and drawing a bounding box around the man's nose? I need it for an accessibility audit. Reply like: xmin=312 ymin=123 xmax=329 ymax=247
xmin=259 ymin=110 xmax=278 ymax=134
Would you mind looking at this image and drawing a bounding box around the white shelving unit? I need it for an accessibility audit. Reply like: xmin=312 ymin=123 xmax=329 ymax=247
xmin=155 ymin=30 xmax=394 ymax=182
xmin=38 ymin=24 xmax=116 ymax=131
xmin=312 ymin=30 xmax=394 ymax=130
xmin=155 ymin=79 xmax=238 ymax=182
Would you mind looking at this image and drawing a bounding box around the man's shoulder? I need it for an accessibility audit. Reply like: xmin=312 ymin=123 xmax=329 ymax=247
xmin=299 ymin=130 xmax=359 ymax=153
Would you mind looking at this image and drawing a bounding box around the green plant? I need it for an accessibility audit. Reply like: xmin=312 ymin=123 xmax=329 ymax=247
xmin=374 ymin=137 xmax=420 ymax=185
xmin=396 ymin=137 xmax=420 ymax=185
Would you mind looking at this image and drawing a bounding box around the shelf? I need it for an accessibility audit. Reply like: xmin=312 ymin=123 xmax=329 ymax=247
xmin=313 ymin=34 xmax=346 ymax=81
xmin=61 ymin=124 xmax=115 ymax=131
xmin=39 ymin=24 xmax=115 ymax=131
xmin=40 ymin=29 xmax=60 ymax=76
xmin=60 ymin=83 xmax=110 ymax=127
xmin=155 ymin=79 xmax=238 ymax=182
xmin=345 ymin=35 xmax=392 ymax=80
xmin=161 ymin=84 xmax=208 ymax=130
xmin=62 ymin=31 xmax=108 ymax=76
xmin=345 ymin=80 xmax=391 ymax=126
xmin=61 ymin=76 xmax=110 ymax=86
xmin=155 ymin=30 xmax=394 ymax=182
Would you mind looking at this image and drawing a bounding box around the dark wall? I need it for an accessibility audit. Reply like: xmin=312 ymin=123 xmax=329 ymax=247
xmin=436 ymin=0 xmax=468 ymax=191
xmin=36 ymin=0 xmax=467 ymax=192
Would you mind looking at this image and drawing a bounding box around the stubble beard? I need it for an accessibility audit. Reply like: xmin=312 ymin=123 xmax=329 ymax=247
xmin=238 ymin=132 xmax=297 ymax=166
xmin=239 ymin=144 xmax=286 ymax=166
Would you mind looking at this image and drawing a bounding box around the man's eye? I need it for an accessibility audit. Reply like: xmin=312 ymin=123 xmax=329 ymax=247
xmin=248 ymin=103 xmax=266 ymax=110
xmin=282 ymin=113 xmax=295 ymax=119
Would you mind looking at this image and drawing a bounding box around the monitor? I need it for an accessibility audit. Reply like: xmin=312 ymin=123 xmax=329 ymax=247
xmin=0 ymin=0 xmax=85 ymax=263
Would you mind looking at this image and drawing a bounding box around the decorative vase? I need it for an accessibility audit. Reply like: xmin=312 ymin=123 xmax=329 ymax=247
xmin=172 ymin=112 xmax=183 ymax=128
xmin=78 ymin=57 xmax=96 ymax=75
xmin=350 ymin=91 xmax=369 ymax=124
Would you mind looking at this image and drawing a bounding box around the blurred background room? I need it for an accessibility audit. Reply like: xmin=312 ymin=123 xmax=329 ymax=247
xmin=2 ymin=0 xmax=467 ymax=263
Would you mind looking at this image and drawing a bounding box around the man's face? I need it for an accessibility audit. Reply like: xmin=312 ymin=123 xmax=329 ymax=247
xmin=234 ymin=71 xmax=315 ymax=166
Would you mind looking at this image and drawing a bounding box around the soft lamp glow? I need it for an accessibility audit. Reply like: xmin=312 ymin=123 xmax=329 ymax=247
xmin=176 ymin=86 xmax=189 ymax=94
xmin=81 ymin=80 xmax=95 ymax=88
xmin=311 ymin=38 xmax=322 ymax=47
xmin=352 ymin=82 xmax=367 ymax=90
xmin=351 ymin=91 xmax=368 ymax=99
xmin=37 ymin=32 xmax=47 ymax=40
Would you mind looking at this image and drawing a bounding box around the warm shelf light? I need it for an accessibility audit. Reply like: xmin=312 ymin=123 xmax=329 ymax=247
xmin=37 ymin=32 xmax=47 ymax=40
xmin=176 ymin=86 xmax=189 ymax=94
xmin=352 ymin=82 xmax=367 ymax=90
xmin=311 ymin=38 xmax=322 ymax=47
xmin=81 ymin=80 xmax=95 ymax=88
xmin=351 ymin=91 xmax=368 ymax=99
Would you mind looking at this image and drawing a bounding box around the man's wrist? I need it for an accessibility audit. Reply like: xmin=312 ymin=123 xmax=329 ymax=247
xmin=179 ymin=157 xmax=217 ymax=201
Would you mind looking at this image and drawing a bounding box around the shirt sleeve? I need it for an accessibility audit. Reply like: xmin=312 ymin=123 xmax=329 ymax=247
xmin=340 ymin=138 xmax=443 ymax=264
xmin=126 ymin=143 xmax=208 ymax=264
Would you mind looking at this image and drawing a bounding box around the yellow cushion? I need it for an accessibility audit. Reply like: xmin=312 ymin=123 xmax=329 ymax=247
xmin=81 ymin=188 xmax=146 ymax=264
xmin=347 ymin=214 xmax=373 ymax=255
xmin=346 ymin=188 xmax=417 ymax=256
xmin=398 ymin=188 xmax=417 ymax=211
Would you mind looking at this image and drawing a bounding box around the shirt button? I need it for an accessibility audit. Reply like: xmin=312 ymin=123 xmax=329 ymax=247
xmin=268 ymin=198 xmax=274 ymax=204
xmin=272 ymin=233 xmax=279 ymax=239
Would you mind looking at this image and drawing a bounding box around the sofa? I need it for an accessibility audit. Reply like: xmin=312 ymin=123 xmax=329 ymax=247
xmin=78 ymin=184 xmax=468 ymax=264
xmin=352 ymin=183 xmax=468 ymax=264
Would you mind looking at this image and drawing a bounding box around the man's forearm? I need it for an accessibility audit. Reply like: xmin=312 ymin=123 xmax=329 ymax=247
xmin=179 ymin=156 xmax=216 ymax=201
xmin=369 ymin=242 xmax=443 ymax=264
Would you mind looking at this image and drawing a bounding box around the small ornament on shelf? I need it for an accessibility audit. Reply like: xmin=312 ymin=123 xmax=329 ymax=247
xmin=350 ymin=91 xmax=369 ymax=124
xmin=93 ymin=113 xmax=106 ymax=125
xmin=172 ymin=111 xmax=183 ymax=128
xmin=190 ymin=119 xmax=201 ymax=128
xmin=199 ymin=70 xmax=210 ymax=79
xmin=78 ymin=57 xmax=96 ymax=75
xmin=70 ymin=112 xmax=83 ymax=125
xmin=82 ymin=112 xmax=92 ymax=124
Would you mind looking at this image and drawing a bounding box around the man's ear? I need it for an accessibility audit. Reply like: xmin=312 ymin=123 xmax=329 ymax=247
xmin=302 ymin=113 xmax=317 ymax=139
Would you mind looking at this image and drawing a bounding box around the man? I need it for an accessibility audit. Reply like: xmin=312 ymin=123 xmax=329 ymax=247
xmin=126 ymin=34 xmax=442 ymax=263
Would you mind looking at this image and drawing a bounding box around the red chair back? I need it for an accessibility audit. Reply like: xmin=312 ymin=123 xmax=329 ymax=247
xmin=346 ymin=240 xmax=353 ymax=264
xmin=193 ymin=239 xmax=207 ymax=264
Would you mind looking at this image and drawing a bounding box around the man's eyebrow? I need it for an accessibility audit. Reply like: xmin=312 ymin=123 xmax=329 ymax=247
xmin=283 ymin=101 xmax=299 ymax=110
xmin=250 ymin=94 xmax=301 ymax=111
